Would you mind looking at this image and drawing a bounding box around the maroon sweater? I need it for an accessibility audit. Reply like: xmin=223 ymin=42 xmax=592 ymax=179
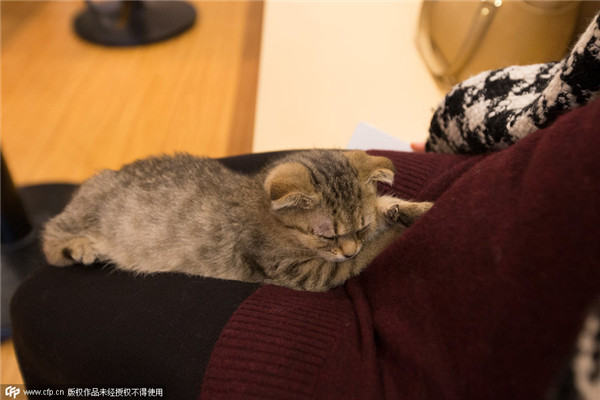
xmin=200 ymin=100 xmax=600 ymax=400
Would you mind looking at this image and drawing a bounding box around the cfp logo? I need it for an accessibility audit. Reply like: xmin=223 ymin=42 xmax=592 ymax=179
xmin=4 ymin=386 xmax=20 ymax=399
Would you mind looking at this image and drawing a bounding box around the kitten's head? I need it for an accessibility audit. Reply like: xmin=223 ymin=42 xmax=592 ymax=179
xmin=264 ymin=150 xmax=395 ymax=262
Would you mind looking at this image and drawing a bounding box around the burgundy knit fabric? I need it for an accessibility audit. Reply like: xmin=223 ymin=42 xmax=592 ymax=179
xmin=200 ymin=100 xmax=600 ymax=400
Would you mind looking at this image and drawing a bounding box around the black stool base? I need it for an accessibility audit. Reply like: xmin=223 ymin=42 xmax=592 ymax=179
xmin=1 ymin=184 xmax=77 ymax=340
xmin=73 ymin=1 xmax=197 ymax=47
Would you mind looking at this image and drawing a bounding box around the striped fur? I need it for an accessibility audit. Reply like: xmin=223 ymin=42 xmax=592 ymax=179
xmin=42 ymin=150 xmax=432 ymax=292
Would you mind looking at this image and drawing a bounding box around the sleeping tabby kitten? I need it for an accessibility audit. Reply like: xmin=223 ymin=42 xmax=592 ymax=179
xmin=42 ymin=150 xmax=432 ymax=292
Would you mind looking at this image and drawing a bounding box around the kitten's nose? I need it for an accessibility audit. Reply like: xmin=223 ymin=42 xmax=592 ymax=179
xmin=339 ymin=239 xmax=359 ymax=259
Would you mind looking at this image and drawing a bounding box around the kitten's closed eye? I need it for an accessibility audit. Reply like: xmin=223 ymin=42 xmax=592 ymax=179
xmin=317 ymin=224 xmax=371 ymax=241
xmin=356 ymin=223 xmax=372 ymax=237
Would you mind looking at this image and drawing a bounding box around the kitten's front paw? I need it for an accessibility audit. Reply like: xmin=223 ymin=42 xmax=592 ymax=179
xmin=377 ymin=196 xmax=433 ymax=226
xmin=61 ymin=237 xmax=99 ymax=265
xmin=387 ymin=202 xmax=433 ymax=226
xmin=384 ymin=203 xmax=403 ymax=224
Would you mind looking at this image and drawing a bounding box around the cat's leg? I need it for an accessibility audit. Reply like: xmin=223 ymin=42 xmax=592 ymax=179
xmin=43 ymin=231 xmax=102 ymax=267
xmin=42 ymin=214 xmax=103 ymax=267
xmin=376 ymin=195 xmax=433 ymax=226
xmin=57 ymin=237 xmax=101 ymax=265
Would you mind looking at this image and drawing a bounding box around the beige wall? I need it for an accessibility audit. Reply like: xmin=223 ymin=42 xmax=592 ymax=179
xmin=253 ymin=1 xmax=446 ymax=152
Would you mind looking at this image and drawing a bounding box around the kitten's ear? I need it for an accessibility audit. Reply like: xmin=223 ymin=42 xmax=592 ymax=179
xmin=264 ymin=162 xmax=318 ymax=210
xmin=344 ymin=151 xmax=396 ymax=186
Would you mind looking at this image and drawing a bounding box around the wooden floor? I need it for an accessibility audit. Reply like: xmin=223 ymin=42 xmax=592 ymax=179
xmin=1 ymin=0 xmax=263 ymax=386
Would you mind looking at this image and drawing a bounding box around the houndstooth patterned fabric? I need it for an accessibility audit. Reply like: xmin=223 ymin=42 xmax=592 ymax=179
xmin=549 ymin=300 xmax=600 ymax=400
xmin=426 ymin=13 xmax=600 ymax=154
